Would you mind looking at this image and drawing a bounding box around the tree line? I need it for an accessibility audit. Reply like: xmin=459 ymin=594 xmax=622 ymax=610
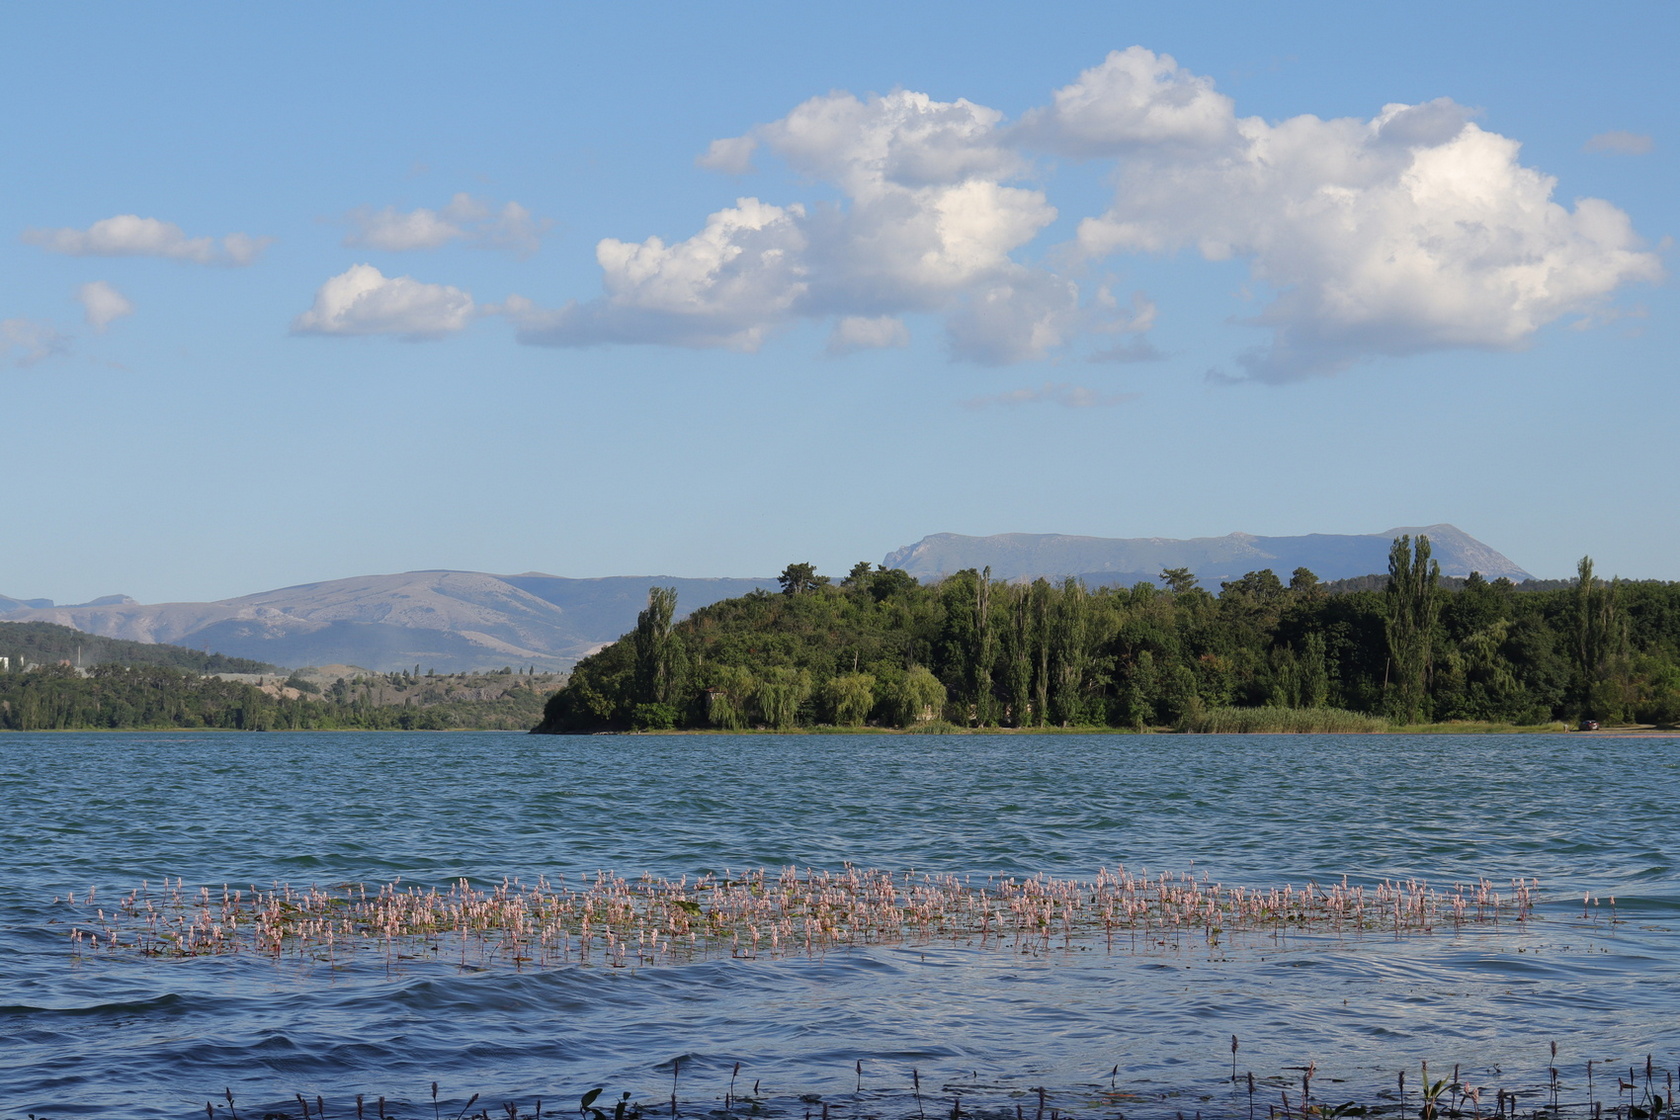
xmin=0 ymin=662 xmax=558 ymax=732
xmin=534 ymin=538 xmax=1680 ymax=732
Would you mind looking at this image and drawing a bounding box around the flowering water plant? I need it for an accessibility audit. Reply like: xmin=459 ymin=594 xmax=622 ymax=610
xmin=63 ymin=866 xmax=1537 ymax=972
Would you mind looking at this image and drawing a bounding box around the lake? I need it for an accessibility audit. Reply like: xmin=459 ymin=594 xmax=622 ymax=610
xmin=4 ymin=731 xmax=1679 ymax=1120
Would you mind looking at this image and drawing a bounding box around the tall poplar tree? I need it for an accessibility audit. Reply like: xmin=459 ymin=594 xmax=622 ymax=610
xmin=1571 ymin=555 xmax=1623 ymax=718
xmin=1384 ymin=535 xmax=1439 ymax=724
xmin=633 ymin=586 xmax=680 ymax=706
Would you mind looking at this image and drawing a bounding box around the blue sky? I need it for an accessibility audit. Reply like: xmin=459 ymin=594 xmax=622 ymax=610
xmin=4 ymin=2 xmax=1674 ymax=604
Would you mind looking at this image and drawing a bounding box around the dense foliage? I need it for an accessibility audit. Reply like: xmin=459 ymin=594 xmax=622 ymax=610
xmin=535 ymin=543 xmax=1680 ymax=732
xmin=0 ymin=620 xmax=275 ymax=674
xmin=0 ymin=663 xmax=560 ymax=731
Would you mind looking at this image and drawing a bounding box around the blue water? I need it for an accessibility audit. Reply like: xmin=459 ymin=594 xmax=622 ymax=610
xmin=4 ymin=731 xmax=1680 ymax=1120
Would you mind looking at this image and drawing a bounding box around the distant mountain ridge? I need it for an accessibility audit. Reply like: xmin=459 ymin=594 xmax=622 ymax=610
xmin=0 ymin=571 xmax=776 ymax=673
xmin=2 ymin=526 xmax=1529 ymax=671
xmin=882 ymin=524 xmax=1532 ymax=586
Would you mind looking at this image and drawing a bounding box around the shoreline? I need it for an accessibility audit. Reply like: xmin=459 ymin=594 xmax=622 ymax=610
xmin=549 ymin=722 xmax=1678 ymax=737
xmin=5 ymin=723 xmax=1673 ymax=736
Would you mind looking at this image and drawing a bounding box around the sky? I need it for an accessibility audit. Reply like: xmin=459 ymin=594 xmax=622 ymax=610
xmin=3 ymin=2 xmax=1674 ymax=605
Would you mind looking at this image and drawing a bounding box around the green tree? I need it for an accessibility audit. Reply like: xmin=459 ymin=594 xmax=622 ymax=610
xmin=633 ymin=586 xmax=681 ymax=707
xmin=876 ymin=665 xmax=946 ymax=727
xmin=822 ymin=672 xmax=876 ymax=726
xmin=1289 ymin=567 xmax=1322 ymax=599
xmin=1571 ymin=555 xmax=1625 ymax=720
xmin=700 ymin=664 xmax=755 ymax=730
xmin=777 ymin=563 xmax=829 ymax=595
xmin=1160 ymin=567 xmax=1200 ymax=594
xmin=1384 ymin=535 xmax=1440 ymax=724
xmin=1300 ymin=630 xmax=1330 ymax=709
xmin=753 ymin=666 xmax=812 ymax=729
xmin=1049 ymin=578 xmax=1095 ymax=724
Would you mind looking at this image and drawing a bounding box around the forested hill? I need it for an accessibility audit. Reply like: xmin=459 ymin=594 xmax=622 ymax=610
xmin=534 ymin=547 xmax=1680 ymax=733
xmin=0 ymin=620 xmax=275 ymax=674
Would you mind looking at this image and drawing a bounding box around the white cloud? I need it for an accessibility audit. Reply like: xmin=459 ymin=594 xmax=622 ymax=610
xmin=2 ymin=318 xmax=69 ymax=367
xmin=291 ymin=264 xmax=475 ymax=339
xmin=1015 ymin=47 xmax=1236 ymax=154
xmin=696 ymin=136 xmax=757 ymax=174
xmin=758 ymin=90 xmax=1050 ymax=311
xmin=76 ymin=281 xmax=135 ymax=332
xmin=961 ymin=381 xmax=1141 ymax=410
xmin=344 ymin=193 xmax=551 ymax=256
xmin=826 ymin=315 xmax=910 ymax=355
xmin=23 ymin=215 xmax=270 ymax=265
xmin=1584 ymin=130 xmax=1653 ymax=155
xmin=510 ymin=197 xmax=807 ymax=350
xmin=526 ymin=90 xmax=1062 ymax=355
xmin=1067 ymin=73 xmax=1663 ymax=380
xmin=513 ymin=49 xmax=1657 ymax=376
xmin=347 ymin=205 xmax=466 ymax=251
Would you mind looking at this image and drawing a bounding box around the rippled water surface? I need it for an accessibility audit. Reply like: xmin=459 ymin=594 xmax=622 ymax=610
xmin=5 ymin=731 xmax=1680 ymax=1119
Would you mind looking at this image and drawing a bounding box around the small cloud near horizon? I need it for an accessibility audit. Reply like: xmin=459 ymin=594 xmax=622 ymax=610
xmin=2 ymin=317 xmax=71 ymax=367
xmin=961 ymin=381 xmax=1141 ymax=410
xmin=343 ymin=193 xmax=551 ymax=257
xmin=23 ymin=215 xmax=270 ymax=266
xmin=1584 ymin=130 xmax=1654 ymax=155
xmin=76 ymin=281 xmax=135 ymax=332
xmin=826 ymin=315 xmax=910 ymax=356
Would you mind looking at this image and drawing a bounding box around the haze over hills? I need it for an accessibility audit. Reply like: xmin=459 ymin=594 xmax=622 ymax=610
xmin=0 ymin=572 xmax=776 ymax=673
xmin=883 ymin=524 xmax=1533 ymax=586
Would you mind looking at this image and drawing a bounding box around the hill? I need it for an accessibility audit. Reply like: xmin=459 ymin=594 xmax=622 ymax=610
xmin=0 ymin=572 xmax=777 ymax=673
xmin=883 ymin=524 xmax=1532 ymax=586
xmin=0 ymin=619 xmax=274 ymax=674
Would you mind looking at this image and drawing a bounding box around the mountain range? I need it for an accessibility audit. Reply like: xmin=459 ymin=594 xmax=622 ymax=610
xmin=2 ymin=525 xmax=1532 ymax=672
xmin=883 ymin=524 xmax=1532 ymax=586
xmin=0 ymin=572 xmax=776 ymax=673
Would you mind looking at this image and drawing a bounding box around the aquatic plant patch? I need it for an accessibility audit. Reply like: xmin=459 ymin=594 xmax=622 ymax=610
xmin=61 ymin=866 xmax=1538 ymax=972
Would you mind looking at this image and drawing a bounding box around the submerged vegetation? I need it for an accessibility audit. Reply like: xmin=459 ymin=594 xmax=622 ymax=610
xmin=537 ymin=540 xmax=1680 ymax=733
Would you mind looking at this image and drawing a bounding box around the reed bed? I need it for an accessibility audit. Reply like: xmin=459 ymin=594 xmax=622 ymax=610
xmin=19 ymin=1050 xmax=1674 ymax=1120
xmin=62 ymin=867 xmax=1536 ymax=971
xmin=1178 ymin=706 xmax=1389 ymax=734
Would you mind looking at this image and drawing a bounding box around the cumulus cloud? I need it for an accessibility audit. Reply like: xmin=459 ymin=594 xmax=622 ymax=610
xmin=344 ymin=193 xmax=551 ymax=257
xmin=291 ymin=264 xmax=475 ymax=339
xmin=508 ymin=197 xmax=808 ymax=350
xmin=515 ymin=48 xmax=1656 ymax=376
xmin=1060 ymin=57 xmax=1663 ymax=380
xmin=2 ymin=318 xmax=69 ymax=367
xmin=522 ymin=90 xmax=1066 ymax=359
xmin=1014 ymin=47 xmax=1236 ymax=153
xmin=76 ymin=281 xmax=134 ymax=332
xmin=961 ymin=381 xmax=1141 ymax=410
xmin=1584 ymin=130 xmax=1653 ymax=155
xmin=23 ymin=215 xmax=270 ymax=265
